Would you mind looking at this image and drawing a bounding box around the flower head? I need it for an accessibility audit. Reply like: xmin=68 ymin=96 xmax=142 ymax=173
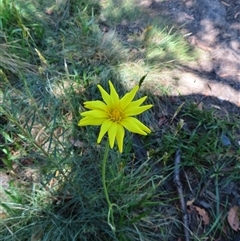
xmin=78 ymin=81 xmax=152 ymax=152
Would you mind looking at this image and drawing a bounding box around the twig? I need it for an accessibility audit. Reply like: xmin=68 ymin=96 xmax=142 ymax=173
xmin=174 ymin=149 xmax=190 ymax=241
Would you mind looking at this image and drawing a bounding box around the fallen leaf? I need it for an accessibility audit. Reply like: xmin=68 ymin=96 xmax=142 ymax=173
xmin=195 ymin=206 xmax=210 ymax=225
xmin=186 ymin=198 xmax=195 ymax=206
xmin=197 ymin=102 xmax=203 ymax=111
xmin=227 ymin=206 xmax=240 ymax=231
xmin=187 ymin=202 xmax=210 ymax=226
xmin=158 ymin=116 xmax=167 ymax=127
xmin=210 ymin=104 xmax=221 ymax=110
xmin=69 ymin=139 xmax=85 ymax=147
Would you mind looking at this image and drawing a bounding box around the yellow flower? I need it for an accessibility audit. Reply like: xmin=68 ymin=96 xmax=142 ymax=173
xmin=78 ymin=81 xmax=152 ymax=153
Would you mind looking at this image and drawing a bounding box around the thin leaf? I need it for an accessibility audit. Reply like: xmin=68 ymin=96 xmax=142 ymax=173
xmin=138 ymin=74 xmax=148 ymax=88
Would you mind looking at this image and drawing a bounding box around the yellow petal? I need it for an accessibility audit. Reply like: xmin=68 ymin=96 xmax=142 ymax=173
xmin=116 ymin=124 xmax=124 ymax=153
xmin=124 ymin=105 xmax=153 ymax=116
xmin=81 ymin=110 xmax=108 ymax=118
xmin=78 ymin=117 xmax=106 ymax=126
xmin=108 ymin=122 xmax=118 ymax=148
xmin=109 ymin=81 xmax=119 ymax=105
xmin=97 ymin=119 xmax=112 ymax=143
xmin=84 ymin=100 xmax=108 ymax=111
xmin=97 ymin=84 xmax=111 ymax=106
xmin=126 ymin=96 xmax=148 ymax=109
xmin=121 ymin=117 xmax=151 ymax=135
xmin=120 ymin=85 xmax=139 ymax=109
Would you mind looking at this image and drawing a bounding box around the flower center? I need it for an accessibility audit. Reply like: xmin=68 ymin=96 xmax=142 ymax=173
xmin=110 ymin=109 xmax=122 ymax=122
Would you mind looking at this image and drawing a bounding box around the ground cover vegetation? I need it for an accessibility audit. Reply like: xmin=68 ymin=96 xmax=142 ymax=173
xmin=0 ymin=0 xmax=240 ymax=240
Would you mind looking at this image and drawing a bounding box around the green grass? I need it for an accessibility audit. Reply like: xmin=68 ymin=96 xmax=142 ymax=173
xmin=0 ymin=0 xmax=240 ymax=240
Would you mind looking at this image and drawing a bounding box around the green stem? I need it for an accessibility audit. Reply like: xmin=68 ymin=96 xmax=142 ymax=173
xmin=102 ymin=142 xmax=111 ymax=206
xmin=102 ymin=141 xmax=116 ymax=232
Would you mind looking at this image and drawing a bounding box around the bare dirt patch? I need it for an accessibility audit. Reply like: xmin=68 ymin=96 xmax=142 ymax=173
xmin=136 ymin=0 xmax=240 ymax=112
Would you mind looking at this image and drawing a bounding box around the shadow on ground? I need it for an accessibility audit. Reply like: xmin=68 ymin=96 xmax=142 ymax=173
xmin=147 ymin=0 xmax=240 ymax=105
xmin=101 ymin=0 xmax=240 ymax=108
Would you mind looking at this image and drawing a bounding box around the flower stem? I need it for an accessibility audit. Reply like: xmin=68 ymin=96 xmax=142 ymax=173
xmin=102 ymin=141 xmax=116 ymax=232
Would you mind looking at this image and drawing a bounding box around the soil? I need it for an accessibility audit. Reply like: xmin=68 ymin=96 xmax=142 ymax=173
xmin=136 ymin=0 xmax=240 ymax=113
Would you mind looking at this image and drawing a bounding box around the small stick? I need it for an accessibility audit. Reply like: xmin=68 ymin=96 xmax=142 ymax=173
xmin=174 ymin=149 xmax=190 ymax=241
